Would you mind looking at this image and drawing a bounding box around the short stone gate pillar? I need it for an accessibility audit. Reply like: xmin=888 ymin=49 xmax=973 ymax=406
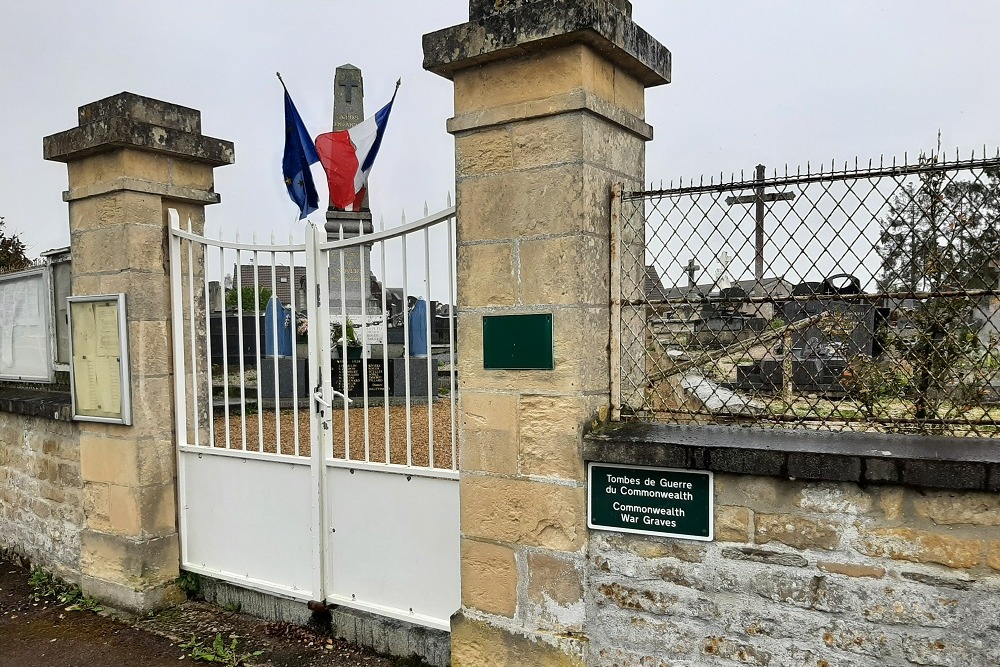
xmin=424 ymin=2 xmax=670 ymax=664
xmin=43 ymin=93 xmax=233 ymax=611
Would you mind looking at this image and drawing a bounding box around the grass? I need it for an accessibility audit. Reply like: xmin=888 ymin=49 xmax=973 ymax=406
xmin=181 ymin=633 xmax=263 ymax=666
xmin=28 ymin=567 xmax=101 ymax=612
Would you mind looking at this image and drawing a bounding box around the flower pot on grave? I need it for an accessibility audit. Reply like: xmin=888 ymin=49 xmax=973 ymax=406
xmin=346 ymin=346 xmax=363 ymax=360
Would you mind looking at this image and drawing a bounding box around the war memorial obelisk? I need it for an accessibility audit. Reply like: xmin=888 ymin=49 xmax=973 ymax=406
xmin=326 ymin=64 xmax=381 ymax=328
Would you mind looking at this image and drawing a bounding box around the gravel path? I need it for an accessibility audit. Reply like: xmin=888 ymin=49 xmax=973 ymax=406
xmin=212 ymin=402 xmax=456 ymax=469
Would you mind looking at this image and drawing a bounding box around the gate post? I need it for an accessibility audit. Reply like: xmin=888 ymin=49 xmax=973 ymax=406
xmin=43 ymin=93 xmax=233 ymax=611
xmin=424 ymin=3 xmax=670 ymax=664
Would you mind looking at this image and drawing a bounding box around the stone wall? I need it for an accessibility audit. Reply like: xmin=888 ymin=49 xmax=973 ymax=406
xmin=587 ymin=475 xmax=1000 ymax=667
xmin=0 ymin=406 xmax=83 ymax=580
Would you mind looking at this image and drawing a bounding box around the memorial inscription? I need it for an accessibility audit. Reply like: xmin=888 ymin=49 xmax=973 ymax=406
xmin=332 ymin=358 xmax=391 ymax=398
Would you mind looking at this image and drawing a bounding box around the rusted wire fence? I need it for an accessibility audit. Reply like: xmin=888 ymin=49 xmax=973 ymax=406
xmin=613 ymin=150 xmax=1000 ymax=437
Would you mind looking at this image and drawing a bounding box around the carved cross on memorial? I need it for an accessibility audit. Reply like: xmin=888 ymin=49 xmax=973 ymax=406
xmin=725 ymin=164 xmax=795 ymax=296
xmin=332 ymin=64 xmax=364 ymax=133
xmin=339 ymin=79 xmax=360 ymax=105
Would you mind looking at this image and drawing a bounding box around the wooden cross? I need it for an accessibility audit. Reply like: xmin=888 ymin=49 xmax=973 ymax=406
xmin=725 ymin=165 xmax=795 ymax=295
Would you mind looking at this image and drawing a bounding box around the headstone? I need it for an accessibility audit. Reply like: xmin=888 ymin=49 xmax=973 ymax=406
xmin=409 ymin=298 xmax=429 ymax=357
xmin=736 ymin=274 xmax=881 ymax=395
xmin=208 ymin=281 xmax=223 ymax=312
xmin=259 ymin=356 xmax=309 ymax=405
xmin=264 ymin=296 xmax=292 ymax=357
xmin=325 ymin=64 xmax=381 ymax=327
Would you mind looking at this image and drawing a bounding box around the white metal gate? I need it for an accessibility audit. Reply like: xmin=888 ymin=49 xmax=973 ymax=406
xmin=168 ymin=205 xmax=459 ymax=630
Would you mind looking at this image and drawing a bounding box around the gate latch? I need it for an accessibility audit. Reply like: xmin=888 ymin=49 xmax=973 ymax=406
xmin=313 ymin=391 xmax=331 ymax=408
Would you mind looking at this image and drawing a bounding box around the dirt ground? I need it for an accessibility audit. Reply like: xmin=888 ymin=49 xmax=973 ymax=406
xmin=0 ymin=556 xmax=407 ymax=667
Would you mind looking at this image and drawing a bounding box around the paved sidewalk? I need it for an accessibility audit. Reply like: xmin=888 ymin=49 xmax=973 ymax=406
xmin=0 ymin=556 xmax=403 ymax=667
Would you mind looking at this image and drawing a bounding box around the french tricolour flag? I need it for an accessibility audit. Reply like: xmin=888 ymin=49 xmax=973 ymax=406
xmin=315 ymin=81 xmax=399 ymax=211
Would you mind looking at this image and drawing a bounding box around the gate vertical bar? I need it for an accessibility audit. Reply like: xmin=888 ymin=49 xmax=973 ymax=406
xmin=287 ymin=238 xmax=301 ymax=456
xmin=446 ymin=213 xmax=457 ymax=468
xmin=218 ymin=241 xmax=231 ymax=447
xmin=270 ymin=246 xmax=282 ymax=449
xmin=424 ymin=227 xmax=434 ymax=468
xmin=358 ymin=222 xmax=370 ymax=462
xmin=235 ymin=251 xmax=247 ymax=451
xmin=379 ymin=218 xmax=390 ymax=463
xmin=185 ymin=219 xmax=200 ymax=448
xmin=337 ymin=224 xmax=350 ymax=459
xmin=168 ymin=210 xmax=190 ymax=566
xmin=306 ymin=221 xmax=330 ymax=601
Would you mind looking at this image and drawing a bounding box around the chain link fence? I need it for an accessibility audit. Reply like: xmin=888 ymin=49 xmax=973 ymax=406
xmin=613 ymin=151 xmax=1000 ymax=437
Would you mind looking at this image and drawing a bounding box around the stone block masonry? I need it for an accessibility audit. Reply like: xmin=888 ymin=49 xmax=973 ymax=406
xmin=425 ymin=1 xmax=670 ymax=665
xmin=43 ymin=91 xmax=232 ymax=612
xmin=0 ymin=406 xmax=83 ymax=581
xmin=586 ymin=476 xmax=1000 ymax=667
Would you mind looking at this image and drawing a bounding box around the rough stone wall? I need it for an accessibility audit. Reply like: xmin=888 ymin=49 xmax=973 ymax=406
xmin=0 ymin=413 xmax=83 ymax=580
xmin=587 ymin=475 xmax=1000 ymax=667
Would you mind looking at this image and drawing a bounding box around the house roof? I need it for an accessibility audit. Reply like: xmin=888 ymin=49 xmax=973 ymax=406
xmin=235 ymin=264 xmax=306 ymax=306
xmin=645 ymin=265 xmax=671 ymax=301
xmin=646 ymin=265 xmax=793 ymax=301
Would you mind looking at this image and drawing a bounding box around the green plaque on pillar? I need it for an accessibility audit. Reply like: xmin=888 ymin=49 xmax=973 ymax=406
xmin=482 ymin=314 xmax=553 ymax=370
xmin=588 ymin=463 xmax=714 ymax=541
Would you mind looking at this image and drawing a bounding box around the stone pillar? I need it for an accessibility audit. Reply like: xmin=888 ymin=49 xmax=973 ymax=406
xmin=424 ymin=2 xmax=669 ymax=665
xmin=43 ymin=93 xmax=234 ymax=611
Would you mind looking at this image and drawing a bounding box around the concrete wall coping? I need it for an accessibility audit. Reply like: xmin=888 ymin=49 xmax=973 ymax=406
xmin=423 ymin=0 xmax=670 ymax=86
xmin=0 ymin=388 xmax=73 ymax=421
xmin=585 ymin=423 xmax=1000 ymax=492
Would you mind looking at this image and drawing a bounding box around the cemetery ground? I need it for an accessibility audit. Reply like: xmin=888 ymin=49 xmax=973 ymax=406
xmin=212 ymin=404 xmax=454 ymax=466
xmin=211 ymin=369 xmax=456 ymax=466
xmin=0 ymin=554 xmax=406 ymax=667
xmin=645 ymin=338 xmax=1000 ymax=436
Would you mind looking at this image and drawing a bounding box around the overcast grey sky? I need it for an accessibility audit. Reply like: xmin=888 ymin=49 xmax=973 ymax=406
xmin=2 ymin=0 xmax=999 ymax=259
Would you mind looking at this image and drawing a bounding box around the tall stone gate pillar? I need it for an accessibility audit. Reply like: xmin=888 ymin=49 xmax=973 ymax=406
xmin=424 ymin=2 xmax=670 ymax=664
xmin=44 ymin=93 xmax=233 ymax=611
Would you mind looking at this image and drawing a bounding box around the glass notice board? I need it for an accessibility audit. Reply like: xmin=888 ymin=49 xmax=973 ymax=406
xmin=0 ymin=267 xmax=53 ymax=382
xmin=68 ymin=294 xmax=132 ymax=425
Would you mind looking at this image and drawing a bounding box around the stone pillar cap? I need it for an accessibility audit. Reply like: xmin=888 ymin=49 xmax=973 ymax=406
xmin=43 ymin=91 xmax=234 ymax=166
xmin=423 ymin=0 xmax=670 ymax=86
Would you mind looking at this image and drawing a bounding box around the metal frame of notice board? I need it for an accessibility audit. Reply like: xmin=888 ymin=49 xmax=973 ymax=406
xmin=67 ymin=294 xmax=132 ymax=425
xmin=0 ymin=265 xmax=55 ymax=383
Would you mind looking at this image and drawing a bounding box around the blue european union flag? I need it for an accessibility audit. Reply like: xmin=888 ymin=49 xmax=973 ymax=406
xmin=282 ymin=89 xmax=320 ymax=219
